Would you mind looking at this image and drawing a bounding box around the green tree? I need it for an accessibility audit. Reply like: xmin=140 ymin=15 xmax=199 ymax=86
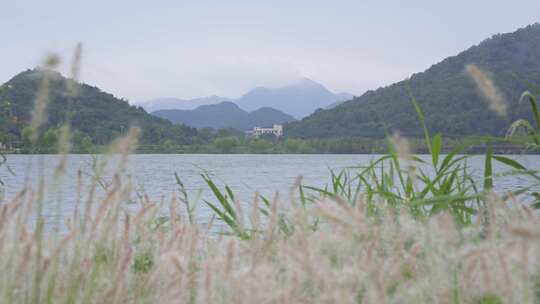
xmin=284 ymin=138 xmax=301 ymax=153
xmin=80 ymin=136 xmax=94 ymax=154
xmin=37 ymin=128 xmax=58 ymax=153
xmin=161 ymin=139 xmax=176 ymax=152
xmin=248 ymin=139 xmax=273 ymax=153
xmin=21 ymin=127 xmax=33 ymax=148
xmin=214 ymin=136 xmax=239 ymax=153
xmin=0 ymin=99 xmax=13 ymax=147
xmin=196 ymin=128 xmax=214 ymax=144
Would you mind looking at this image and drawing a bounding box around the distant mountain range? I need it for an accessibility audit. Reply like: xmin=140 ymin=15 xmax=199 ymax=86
xmin=139 ymin=78 xmax=353 ymax=119
xmin=234 ymin=78 xmax=353 ymax=118
xmin=153 ymin=102 xmax=295 ymax=130
xmin=4 ymin=23 xmax=538 ymax=150
xmin=286 ymin=23 xmax=540 ymax=139
xmin=141 ymin=95 xmax=230 ymax=113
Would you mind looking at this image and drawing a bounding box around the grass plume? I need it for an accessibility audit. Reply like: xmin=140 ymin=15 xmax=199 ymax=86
xmin=0 ymin=173 xmax=538 ymax=303
xmin=466 ymin=64 xmax=508 ymax=116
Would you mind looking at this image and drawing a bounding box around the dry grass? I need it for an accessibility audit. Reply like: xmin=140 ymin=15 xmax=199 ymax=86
xmin=0 ymin=145 xmax=539 ymax=303
xmin=466 ymin=64 xmax=508 ymax=116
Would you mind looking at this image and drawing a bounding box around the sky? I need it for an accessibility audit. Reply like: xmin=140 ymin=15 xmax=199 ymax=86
xmin=1 ymin=0 xmax=539 ymax=103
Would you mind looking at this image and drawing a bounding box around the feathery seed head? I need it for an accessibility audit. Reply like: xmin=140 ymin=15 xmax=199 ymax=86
xmin=466 ymin=64 xmax=507 ymax=116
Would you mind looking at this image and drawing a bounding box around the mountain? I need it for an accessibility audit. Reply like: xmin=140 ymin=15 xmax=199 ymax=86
xmin=248 ymin=107 xmax=296 ymax=128
xmin=286 ymin=24 xmax=540 ymax=139
xmin=0 ymin=69 xmax=197 ymax=145
xmin=140 ymin=78 xmax=353 ymax=119
xmin=139 ymin=95 xmax=230 ymax=112
xmin=235 ymin=78 xmax=353 ymax=118
xmin=153 ymin=101 xmax=295 ymax=130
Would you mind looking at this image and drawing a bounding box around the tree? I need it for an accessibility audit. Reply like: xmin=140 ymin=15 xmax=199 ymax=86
xmin=196 ymin=128 xmax=214 ymax=144
xmin=284 ymin=138 xmax=301 ymax=153
xmin=80 ymin=136 xmax=94 ymax=154
xmin=0 ymin=99 xmax=12 ymax=147
xmin=21 ymin=127 xmax=33 ymax=148
xmin=161 ymin=139 xmax=176 ymax=152
xmin=38 ymin=128 xmax=58 ymax=153
xmin=259 ymin=133 xmax=278 ymax=142
xmin=248 ymin=139 xmax=273 ymax=153
xmin=214 ymin=136 xmax=239 ymax=153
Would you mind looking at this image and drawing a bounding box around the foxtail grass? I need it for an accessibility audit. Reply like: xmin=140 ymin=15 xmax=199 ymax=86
xmin=0 ymin=163 xmax=539 ymax=303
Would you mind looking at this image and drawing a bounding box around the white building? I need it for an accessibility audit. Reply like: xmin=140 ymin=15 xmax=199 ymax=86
xmin=252 ymin=124 xmax=283 ymax=138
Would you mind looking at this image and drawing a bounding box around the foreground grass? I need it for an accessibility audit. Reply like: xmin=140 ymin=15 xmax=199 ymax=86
xmin=0 ymin=154 xmax=539 ymax=303
xmin=0 ymin=126 xmax=538 ymax=303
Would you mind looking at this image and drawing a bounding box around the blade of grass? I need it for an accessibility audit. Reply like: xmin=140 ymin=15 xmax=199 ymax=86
xmin=202 ymin=174 xmax=237 ymax=220
xmin=432 ymin=133 xmax=441 ymax=169
xmin=408 ymin=88 xmax=432 ymax=154
xmin=484 ymin=146 xmax=493 ymax=190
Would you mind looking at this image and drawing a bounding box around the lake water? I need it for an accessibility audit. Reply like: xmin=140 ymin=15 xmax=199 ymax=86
xmin=1 ymin=154 xmax=539 ymax=226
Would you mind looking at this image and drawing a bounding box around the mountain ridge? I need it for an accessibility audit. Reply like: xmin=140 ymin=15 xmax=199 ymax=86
xmin=0 ymin=69 xmax=198 ymax=146
xmin=285 ymin=23 xmax=540 ymax=139
xmin=234 ymin=78 xmax=353 ymax=118
xmin=152 ymin=101 xmax=296 ymax=130
xmin=140 ymin=95 xmax=230 ymax=112
xmin=140 ymin=78 xmax=353 ymax=119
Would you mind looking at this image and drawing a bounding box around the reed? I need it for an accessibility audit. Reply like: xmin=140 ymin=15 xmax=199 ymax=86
xmin=0 ymin=163 xmax=538 ymax=303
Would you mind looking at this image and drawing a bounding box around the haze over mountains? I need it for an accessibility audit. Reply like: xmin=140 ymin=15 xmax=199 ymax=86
xmin=139 ymin=78 xmax=353 ymax=119
xmin=233 ymin=78 xmax=353 ymax=118
xmin=286 ymin=23 xmax=540 ymax=139
xmin=2 ymin=23 xmax=539 ymax=151
xmin=141 ymin=95 xmax=230 ymax=113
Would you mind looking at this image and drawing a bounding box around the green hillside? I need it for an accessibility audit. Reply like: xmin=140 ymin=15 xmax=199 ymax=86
xmin=153 ymin=101 xmax=295 ymax=130
xmin=286 ymin=24 xmax=540 ymax=139
xmin=0 ymin=69 xmax=197 ymax=148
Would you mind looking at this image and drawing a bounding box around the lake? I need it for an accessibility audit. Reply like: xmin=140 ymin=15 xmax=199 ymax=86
xmin=1 ymin=154 xmax=539 ymax=226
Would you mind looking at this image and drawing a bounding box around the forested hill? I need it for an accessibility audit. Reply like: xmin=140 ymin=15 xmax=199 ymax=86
xmin=153 ymin=101 xmax=296 ymax=130
xmin=0 ymin=69 xmax=197 ymax=145
xmin=285 ymin=23 xmax=540 ymax=139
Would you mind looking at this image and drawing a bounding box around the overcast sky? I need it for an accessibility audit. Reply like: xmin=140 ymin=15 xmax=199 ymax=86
xmin=1 ymin=0 xmax=539 ymax=103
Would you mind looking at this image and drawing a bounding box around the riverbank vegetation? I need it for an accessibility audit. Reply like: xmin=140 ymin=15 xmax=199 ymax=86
xmin=0 ymin=127 xmax=532 ymax=155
